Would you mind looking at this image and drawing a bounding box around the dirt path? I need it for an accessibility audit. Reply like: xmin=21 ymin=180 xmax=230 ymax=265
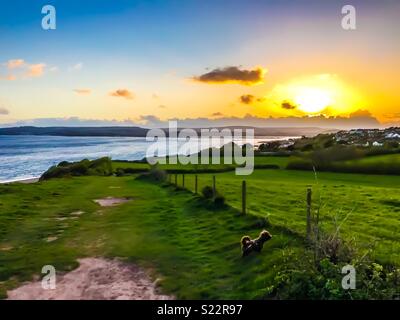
xmin=94 ymin=197 xmax=132 ymax=207
xmin=7 ymin=258 xmax=173 ymax=300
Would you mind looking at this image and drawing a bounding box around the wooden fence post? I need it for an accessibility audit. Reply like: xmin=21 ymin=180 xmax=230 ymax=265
xmin=306 ymin=187 xmax=312 ymax=243
xmin=182 ymin=174 xmax=185 ymax=188
xmin=242 ymin=180 xmax=246 ymax=215
xmin=213 ymin=175 xmax=216 ymax=198
xmin=195 ymin=175 xmax=198 ymax=194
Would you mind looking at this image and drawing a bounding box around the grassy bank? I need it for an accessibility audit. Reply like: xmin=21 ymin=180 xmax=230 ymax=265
xmin=1 ymin=156 xmax=399 ymax=299
xmin=177 ymin=169 xmax=400 ymax=265
xmin=0 ymin=176 xmax=302 ymax=299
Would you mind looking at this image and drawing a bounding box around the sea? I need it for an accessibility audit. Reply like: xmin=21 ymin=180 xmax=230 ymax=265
xmin=0 ymin=135 xmax=297 ymax=183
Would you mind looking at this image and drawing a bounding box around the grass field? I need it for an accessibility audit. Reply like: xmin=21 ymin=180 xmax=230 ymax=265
xmin=176 ymin=168 xmax=400 ymax=265
xmin=0 ymin=175 xmax=302 ymax=299
xmin=113 ymin=156 xmax=289 ymax=172
xmin=1 ymin=156 xmax=399 ymax=299
xmin=343 ymin=153 xmax=400 ymax=165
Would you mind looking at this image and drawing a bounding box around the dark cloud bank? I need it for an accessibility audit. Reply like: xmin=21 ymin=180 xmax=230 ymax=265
xmin=1 ymin=111 xmax=385 ymax=130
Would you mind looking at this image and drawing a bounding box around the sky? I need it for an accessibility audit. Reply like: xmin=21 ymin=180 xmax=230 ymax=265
xmin=0 ymin=0 xmax=399 ymax=128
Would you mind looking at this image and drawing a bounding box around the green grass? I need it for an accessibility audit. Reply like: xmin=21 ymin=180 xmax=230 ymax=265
xmin=0 ymin=176 xmax=302 ymax=299
xmin=112 ymin=156 xmax=288 ymax=172
xmin=1 ymin=155 xmax=399 ymax=299
xmin=343 ymin=153 xmax=400 ymax=165
xmin=180 ymin=169 xmax=400 ymax=265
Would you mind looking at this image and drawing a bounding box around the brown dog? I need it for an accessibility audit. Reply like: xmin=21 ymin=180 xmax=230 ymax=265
xmin=241 ymin=230 xmax=272 ymax=257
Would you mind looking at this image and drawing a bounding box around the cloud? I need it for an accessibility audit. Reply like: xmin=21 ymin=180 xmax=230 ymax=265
xmin=152 ymin=93 xmax=159 ymax=99
xmin=26 ymin=63 xmax=46 ymax=77
xmin=239 ymin=94 xmax=266 ymax=104
xmin=138 ymin=115 xmax=164 ymax=127
xmin=349 ymin=109 xmax=372 ymax=117
xmin=1 ymin=60 xmax=53 ymax=80
xmin=0 ymin=113 xmax=382 ymax=130
xmin=69 ymin=63 xmax=83 ymax=71
xmin=109 ymin=89 xmax=134 ymax=100
xmin=0 ymin=117 xmax=139 ymax=127
xmin=211 ymin=112 xmax=224 ymax=117
xmin=73 ymin=89 xmax=91 ymax=95
xmin=132 ymin=112 xmax=381 ymax=129
xmin=281 ymin=101 xmax=297 ymax=110
xmin=6 ymin=59 xmax=25 ymax=69
xmin=239 ymin=94 xmax=255 ymax=105
xmin=193 ymin=66 xmax=266 ymax=85
xmin=158 ymin=105 xmax=167 ymax=109
xmin=0 ymin=107 xmax=9 ymax=115
xmin=0 ymin=74 xmax=16 ymax=81
xmin=383 ymin=112 xmax=400 ymax=120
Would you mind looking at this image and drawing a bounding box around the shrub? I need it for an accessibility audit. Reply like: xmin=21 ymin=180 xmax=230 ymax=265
xmin=136 ymin=167 xmax=167 ymax=182
xmin=267 ymin=252 xmax=400 ymax=300
xmin=40 ymin=157 xmax=113 ymax=180
xmin=253 ymin=164 xmax=280 ymax=170
xmin=213 ymin=194 xmax=225 ymax=207
xmin=366 ymin=146 xmax=400 ymax=157
xmin=115 ymin=168 xmax=126 ymax=177
xmin=201 ymin=186 xmax=214 ymax=199
xmin=301 ymin=144 xmax=313 ymax=151
xmin=311 ymin=146 xmax=364 ymax=165
xmin=115 ymin=167 xmax=149 ymax=176
xmin=58 ymin=161 xmax=71 ymax=167
xmin=251 ymin=217 xmax=271 ymax=229
xmin=286 ymin=158 xmax=314 ymax=171
xmin=149 ymin=167 xmax=167 ymax=181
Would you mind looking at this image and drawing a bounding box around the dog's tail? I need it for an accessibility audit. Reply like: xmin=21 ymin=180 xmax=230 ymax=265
xmin=241 ymin=236 xmax=251 ymax=246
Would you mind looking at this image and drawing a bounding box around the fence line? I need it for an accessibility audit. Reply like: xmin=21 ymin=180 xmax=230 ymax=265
xmin=165 ymin=172 xmax=312 ymax=238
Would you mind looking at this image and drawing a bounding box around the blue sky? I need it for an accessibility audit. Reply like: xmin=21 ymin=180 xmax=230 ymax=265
xmin=0 ymin=0 xmax=399 ymax=127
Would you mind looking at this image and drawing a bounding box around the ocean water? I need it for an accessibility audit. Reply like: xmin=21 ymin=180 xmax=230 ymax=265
xmin=0 ymin=135 xmax=295 ymax=183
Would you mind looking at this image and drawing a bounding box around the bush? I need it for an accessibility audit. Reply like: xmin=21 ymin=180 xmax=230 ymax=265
xmin=311 ymin=146 xmax=364 ymax=164
xmin=301 ymin=144 xmax=313 ymax=151
xmin=267 ymin=252 xmax=400 ymax=299
xmin=115 ymin=167 xmax=149 ymax=176
xmin=201 ymin=186 xmax=214 ymax=199
xmin=253 ymin=164 xmax=280 ymax=170
xmin=213 ymin=194 xmax=225 ymax=207
xmin=40 ymin=157 xmax=113 ymax=180
xmin=115 ymin=168 xmax=126 ymax=177
xmin=286 ymin=158 xmax=314 ymax=171
xmin=149 ymin=167 xmax=167 ymax=181
xmin=58 ymin=161 xmax=71 ymax=167
xmin=266 ymin=204 xmax=400 ymax=299
xmin=136 ymin=167 xmax=167 ymax=182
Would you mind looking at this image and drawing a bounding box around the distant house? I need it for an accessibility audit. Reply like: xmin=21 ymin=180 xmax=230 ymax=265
xmin=372 ymin=141 xmax=383 ymax=147
xmin=385 ymin=132 xmax=400 ymax=139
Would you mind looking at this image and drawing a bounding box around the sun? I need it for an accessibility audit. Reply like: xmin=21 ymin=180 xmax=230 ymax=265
xmin=294 ymin=87 xmax=332 ymax=113
xmin=266 ymin=74 xmax=367 ymax=116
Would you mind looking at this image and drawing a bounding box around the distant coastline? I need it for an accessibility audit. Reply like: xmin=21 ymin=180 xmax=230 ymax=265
xmin=0 ymin=126 xmax=336 ymax=137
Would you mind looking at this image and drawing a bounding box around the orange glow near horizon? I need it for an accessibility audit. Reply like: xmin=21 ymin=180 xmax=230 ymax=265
xmin=265 ymin=74 xmax=368 ymax=116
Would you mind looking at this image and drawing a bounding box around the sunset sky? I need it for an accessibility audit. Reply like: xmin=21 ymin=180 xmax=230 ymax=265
xmin=0 ymin=0 xmax=399 ymax=128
